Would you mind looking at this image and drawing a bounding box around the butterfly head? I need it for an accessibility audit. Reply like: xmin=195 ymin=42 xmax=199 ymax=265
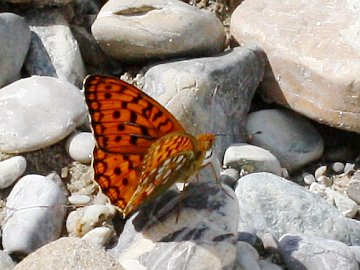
xmin=196 ymin=133 xmax=215 ymax=152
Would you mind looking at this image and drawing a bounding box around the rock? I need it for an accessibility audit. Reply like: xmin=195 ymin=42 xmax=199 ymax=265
xmin=68 ymin=194 xmax=91 ymax=206
xmin=231 ymin=0 xmax=360 ymax=132
xmin=4 ymin=0 xmax=73 ymax=7
xmin=314 ymin=165 xmax=328 ymax=179
xmin=344 ymin=163 xmax=355 ymax=173
xmin=66 ymin=204 xmax=116 ymax=237
xmin=92 ymin=0 xmax=225 ymax=62
xmin=0 ymin=76 xmax=87 ymax=153
xmin=302 ymin=172 xmax=316 ymax=185
xmin=110 ymin=182 xmax=239 ymax=269
xmin=235 ymin=241 xmax=261 ymax=270
xmin=144 ymin=46 xmax=265 ymax=158
xmin=0 ymin=250 xmax=16 ymax=270
xmin=24 ymin=9 xmax=85 ymax=87
xmin=82 ymin=227 xmax=113 ymax=247
xmin=66 ymin=132 xmax=95 ymax=164
xmin=2 ymin=174 xmax=67 ymax=254
xmin=235 ymin=172 xmax=360 ymax=245
xmin=347 ymin=182 xmax=360 ymax=204
xmin=0 ymin=156 xmax=27 ymax=189
xmin=309 ymin=182 xmax=358 ymax=218
xmin=13 ymin=237 xmax=125 ymax=270
xmin=332 ymin=162 xmax=345 ymax=173
xmin=0 ymin=13 xmax=31 ymax=88
xmin=316 ymin=175 xmax=333 ymax=187
xmin=279 ymin=234 xmax=358 ymax=270
xmin=245 ymin=109 xmax=324 ymax=172
xmin=259 ymin=260 xmax=283 ymax=270
xmin=223 ymin=143 xmax=282 ymax=176
xmin=220 ymin=168 xmax=240 ymax=188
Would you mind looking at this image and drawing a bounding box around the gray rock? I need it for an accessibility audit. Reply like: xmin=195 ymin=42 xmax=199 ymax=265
xmin=223 ymin=143 xmax=282 ymax=176
xmin=0 ymin=13 xmax=31 ymax=88
xmin=13 ymin=237 xmax=124 ymax=270
xmin=2 ymin=174 xmax=67 ymax=254
xmin=24 ymin=9 xmax=85 ymax=87
xmin=347 ymin=182 xmax=360 ymax=204
xmin=245 ymin=109 xmax=324 ymax=172
xmin=220 ymin=168 xmax=240 ymax=188
xmin=144 ymin=46 xmax=265 ymax=158
xmin=110 ymin=182 xmax=239 ymax=270
xmin=235 ymin=172 xmax=360 ymax=245
xmin=4 ymin=0 xmax=73 ymax=7
xmin=0 ymin=76 xmax=87 ymax=153
xmin=92 ymin=0 xmax=225 ymax=62
xmin=0 ymin=250 xmax=16 ymax=270
xmin=0 ymin=156 xmax=27 ymax=189
xmin=235 ymin=241 xmax=261 ymax=270
xmin=279 ymin=234 xmax=358 ymax=270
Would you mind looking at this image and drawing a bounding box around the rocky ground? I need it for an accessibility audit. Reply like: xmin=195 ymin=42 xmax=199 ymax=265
xmin=0 ymin=0 xmax=359 ymax=270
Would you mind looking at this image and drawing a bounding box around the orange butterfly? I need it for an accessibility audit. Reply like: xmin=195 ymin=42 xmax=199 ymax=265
xmin=84 ymin=75 xmax=215 ymax=218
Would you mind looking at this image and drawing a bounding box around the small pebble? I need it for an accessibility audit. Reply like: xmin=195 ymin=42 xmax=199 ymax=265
xmin=302 ymin=172 xmax=316 ymax=185
xmin=317 ymin=175 xmax=332 ymax=187
xmin=281 ymin=168 xmax=289 ymax=178
xmin=68 ymin=194 xmax=91 ymax=206
xmin=344 ymin=163 xmax=355 ymax=173
xmin=82 ymin=227 xmax=113 ymax=247
xmin=331 ymin=162 xmax=344 ymax=173
xmin=220 ymin=168 xmax=240 ymax=187
xmin=66 ymin=132 xmax=95 ymax=164
xmin=347 ymin=182 xmax=360 ymax=204
xmin=0 ymin=156 xmax=26 ymax=189
xmin=261 ymin=232 xmax=278 ymax=252
xmin=314 ymin=165 xmax=327 ymax=179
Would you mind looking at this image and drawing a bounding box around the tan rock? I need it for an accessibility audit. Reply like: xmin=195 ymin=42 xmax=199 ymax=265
xmin=231 ymin=0 xmax=360 ymax=132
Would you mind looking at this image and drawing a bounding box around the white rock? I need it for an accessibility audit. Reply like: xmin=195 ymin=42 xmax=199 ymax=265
xmin=0 ymin=156 xmax=26 ymax=188
xmin=2 ymin=174 xmax=67 ymax=254
xmin=92 ymin=0 xmax=225 ymax=62
xmin=82 ymin=227 xmax=113 ymax=247
xmin=66 ymin=132 xmax=95 ymax=164
xmin=0 ymin=76 xmax=87 ymax=153
xmin=235 ymin=241 xmax=261 ymax=270
xmin=302 ymin=172 xmax=316 ymax=185
xmin=224 ymin=143 xmax=282 ymax=176
xmin=332 ymin=162 xmax=345 ymax=173
xmin=309 ymin=182 xmax=358 ymax=218
xmin=245 ymin=109 xmax=324 ymax=172
xmin=344 ymin=163 xmax=355 ymax=173
xmin=68 ymin=194 xmax=91 ymax=206
xmin=316 ymin=175 xmax=332 ymax=187
xmin=66 ymin=205 xmax=115 ymax=237
xmin=314 ymin=165 xmax=327 ymax=179
xmin=0 ymin=250 xmax=16 ymax=270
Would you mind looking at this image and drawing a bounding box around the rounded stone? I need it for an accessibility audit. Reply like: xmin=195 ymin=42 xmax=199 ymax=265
xmin=68 ymin=194 xmax=91 ymax=206
xmin=316 ymin=175 xmax=333 ymax=187
xmin=92 ymin=0 xmax=225 ymax=62
xmin=2 ymin=174 xmax=67 ymax=254
xmin=347 ymin=182 xmax=360 ymax=204
xmin=223 ymin=143 xmax=282 ymax=176
xmin=302 ymin=172 xmax=316 ymax=185
xmin=331 ymin=162 xmax=345 ymax=173
xmin=0 ymin=76 xmax=87 ymax=153
xmin=66 ymin=132 xmax=95 ymax=164
xmin=82 ymin=227 xmax=113 ymax=247
xmin=245 ymin=109 xmax=324 ymax=172
xmin=314 ymin=165 xmax=327 ymax=179
xmin=0 ymin=156 xmax=27 ymax=189
xmin=0 ymin=13 xmax=31 ymax=88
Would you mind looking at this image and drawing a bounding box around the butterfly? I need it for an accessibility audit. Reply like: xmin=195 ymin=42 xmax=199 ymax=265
xmin=84 ymin=74 xmax=215 ymax=218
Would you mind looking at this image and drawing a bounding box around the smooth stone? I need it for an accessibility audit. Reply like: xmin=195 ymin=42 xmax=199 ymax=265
xmin=259 ymin=260 xmax=283 ymax=270
xmin=279 ymin=234 xmax=358 ymax=270
xmin=220 ymin=168 xmax=240 ymax=188
xmin=309 ymin=182 xmax=358 ymax=218
xmin=347 ymin=182 xmax=360 ymax=204
xmin=261 ymin=232 xmax=278 ymax=252
xmin=302 ymin=172 xmax=316 ymax=185
xmin=92 ymin=0 xmax=225 ymax=62
xmin=0 ymin=76 xmax=87 ymax=153
xmin=224 ymin=143 xmax=282 ymax=176
xmin=349 ymin=246 xmax=360 ymax=264
xmin=0 ymin=13 xmax=31 ymax=88
xmin=2 ymin=174 xmax=67 ymax=254
xmin=82 ymin=227 xmax=113 ymax=247
xmin=245 ymin=109 xmax=324 ymax=172
xmin=0 ymin=250 xmax=16 ymax=270
xmin=0 ymin=156 xmax=27 ymax=188
xmin=144 ymin=46 xmax=265 ymax=158
xmin=231 ymin=0 xmax=360 ymax=132
xmin=66 ymin=204 xmax=116 ymax=237
xmin=316 ymin=175 xmax=333 ymax=187
xmin=67 ymin=194 xmax=91 ymax=206
xmin=344 ymin=163 xmax=355 ymax=173
xmin=66 ymin=132 xmax=95 ymax=164
xmin=13 ymin=237 xmax=125 ymax=270
xmin=235 ymin=172 xmax=360 ymax=245
xmin=235 ymin=241 xmax=261 ymax=270
xmin=314 ymin=165 xmax=327 ymax=179
xmin=281 ymin=168 xmax=289 ymax=179
xmin=110 ymin=182 xmax=239 ymax=269
xmin=332 ymin=162 xmax=345 ymax=173
xmin=24 ymin=9 xmax=85 ymax=87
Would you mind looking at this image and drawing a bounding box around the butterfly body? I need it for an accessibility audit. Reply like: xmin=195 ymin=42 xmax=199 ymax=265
xmin=84 ymin=75 xmax=214 ymax=218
